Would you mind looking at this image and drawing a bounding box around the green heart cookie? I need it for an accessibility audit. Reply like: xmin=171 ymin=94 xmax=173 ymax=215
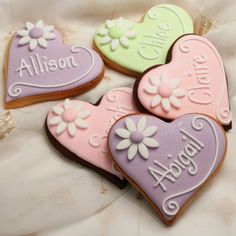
xmin=94 ymin=4 xmax=193 ymax=76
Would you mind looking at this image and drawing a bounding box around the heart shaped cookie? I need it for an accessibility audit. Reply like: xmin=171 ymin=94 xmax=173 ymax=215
xmin=135 ymin=34 xmax=232 ymax=129
xmin=5 ymin=20 xmax=104 ymax=108
xmin=45 ymin=87 xmax=138 ymax=188
xmin=108 ymin=114 xmax=227 ymax=224
xmin=94 ymin=4 xmax=193 ymax=77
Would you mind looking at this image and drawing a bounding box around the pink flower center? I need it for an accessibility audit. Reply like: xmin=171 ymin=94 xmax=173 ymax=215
xmin=62 ymin=109 xmax=77 ymax=123
xmin=29 ymin=27 xmax=44 ymax=39
xmin=130 ymin=131 xmax=144 ymax=144
xmin=158 ymin=84 xmax=172 ymax=98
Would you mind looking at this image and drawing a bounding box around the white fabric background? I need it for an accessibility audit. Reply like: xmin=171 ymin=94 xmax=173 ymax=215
xmin=0 ymin=0 xmax=236 ymax=235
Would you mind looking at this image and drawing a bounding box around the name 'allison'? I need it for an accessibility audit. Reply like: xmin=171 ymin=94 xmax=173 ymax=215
xmin=16 ymin=53 xmax=78 ymax=78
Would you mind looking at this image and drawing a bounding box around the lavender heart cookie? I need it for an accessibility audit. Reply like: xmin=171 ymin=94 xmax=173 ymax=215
xmin=5 ymin=20 xmax=104 ymax=108
xmin=108 ymin=113 xmax=227 ymax=224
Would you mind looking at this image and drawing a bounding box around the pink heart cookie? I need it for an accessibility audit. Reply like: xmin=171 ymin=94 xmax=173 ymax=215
xmin=5 ymin=20 xmax=104 ymax=108
xmin=45 ymin=87 xmax=138 ymax=188
xmin=108 ymin=113 xmax=227 ymax=224
xmin=135 ymin=34 xmax=232 ymax=129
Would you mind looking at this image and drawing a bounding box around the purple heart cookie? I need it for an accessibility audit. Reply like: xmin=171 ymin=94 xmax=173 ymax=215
xmin=108 ymin=113 xmax=227 ymax=225
xmin=5 ymin=20 xmax=104 ymax=108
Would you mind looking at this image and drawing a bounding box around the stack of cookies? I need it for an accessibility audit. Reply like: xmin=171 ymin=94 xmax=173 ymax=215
xmin=4 ymin=4 xmax=231 ymax=225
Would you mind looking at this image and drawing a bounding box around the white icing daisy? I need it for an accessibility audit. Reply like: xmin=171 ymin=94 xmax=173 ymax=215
xmin=49 ymin=99 xmax=90 ymax=137
xmin=97 ymin=17 xmax=137 ymax=51
xmin=116 ymin=117 xmax=159 ymax=160
xmin=144 ymin=73 xmax=186 ymax=112
xmin=17 ymin=20 xmax=56 ymax=51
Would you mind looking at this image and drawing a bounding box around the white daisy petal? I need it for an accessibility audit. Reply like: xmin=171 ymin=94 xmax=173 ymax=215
xmin=77 ymin=102 xmax=84 ymax=111
xmin=128 ymin=144 xmax=138 ymax=160
xmin=145 ymin=86 xmax=157 ymax=95
xmin=138 ymin=143 xmax=149 ymax=159
xmin=169 ymin=95 xmax=181 ymax=109
xmin=120 ymin=36 xmax=129 ymax=48
xmin=143 ymin=126 xmax=158 ymax=137
xmin=43 ymin=25 xmax=54 ymax=32
xmin=115 ymin=128 xmax=131 ymax=138
xmin=160 ymin=73 xmax=168 ymax=84
xmin=29 ymin=39 xmax=38 ymax=51
xmin=116 ymin=139 xmax=132 ymax=150
xmin=125 ymin=117 xmax=136 ymax=132
xmin=116 ymin=17 xmax=123 ymax=27
xmin=124 ymin=30 xmax=137 ymax=39
xmin=143 ymin=138 xmax=159 ymax=148
xmin=43 ymin=32 xmax=56 ymax=40
xmin=105 ymin=20 xmax=115 ymax=28
xmin=98 ymin=28 xmax=109 ymax=36
xmin=162 ymin=98 xmax=171 ymax=112
xmin=68 ymin=123 xmax=76 ymax=137
xmin=151 ymin=95 xmax=162 ymax=108
xmin=150 ymin=76 xmax=160 ymax=87
xmin=170 ymin=79 xmax=180 ymax=89
xmin=26 ymin=21 xmax=34 ymax=30
xmin=100 ymin=35 xmax=112 ymax=45
xmin=64 ymin=99 xmax=71 ymax=110
xmin=36 ymin=20 xmax=44 ymax=28
xmin=173 ymin=88 xmax=186 ymax=97
xmin=137 ymin=117 xmax=146 ymax=132
xmin=75 ymin=118 xmax=88 ymax=129
xmin=56 ymin=121 xmax=67 ymax=135
xmin=49 ymin=116 xmax=62 ymax=125
xmin=111 ymin=39 xmax=119 ymax=51
xmin=122 ymin=22 xmax=134 ymax=31
xmin=78 ymin=110 xmax=90 ymax=119
xmin=38 ymin=37 xmax=48 ymax=48
xmin=52 ymin=106 xmax=64 ymax=115
xmin=17 ymin=29 xmax=29 ymax=37
xmin=18 ymin=36 xmax=31 ymax=45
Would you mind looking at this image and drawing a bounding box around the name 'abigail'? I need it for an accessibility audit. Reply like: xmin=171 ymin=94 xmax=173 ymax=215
xmin=16 ymin=53 xmax=78 ymax=78
xmin=148 ymin=128 xmax=205 ymax=192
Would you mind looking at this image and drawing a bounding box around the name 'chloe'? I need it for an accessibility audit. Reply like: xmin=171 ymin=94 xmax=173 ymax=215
xmin=138 ymin=23 xmax=171 ymax=60
xmin=16 ymin=53 xmax=78 ymax=78
xmin=148 ymin=128 xmax=205 ymax=192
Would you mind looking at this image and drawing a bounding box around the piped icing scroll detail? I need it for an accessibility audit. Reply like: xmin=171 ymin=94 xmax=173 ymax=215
xmin=46 ymin=87 xmax=138 ymax=182
xmin=107 ymin=87 xmax=132 ymax=102
xmin=161 ymin=116 xmax=218 ymax=216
